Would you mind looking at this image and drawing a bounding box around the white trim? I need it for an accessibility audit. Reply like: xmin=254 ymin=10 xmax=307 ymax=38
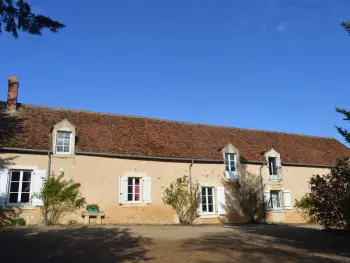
xmin=7 ymin=170 xmax=33 ymax=205
xmin=201 ymin=186 xmax=215 ymax=215
xmin=7 ymin=165 xmax=38 ymax=170
xmin=56 ymin=131 xmax=72 ymax=155
xmin=200 ymin=214 xmax=219 ymax=219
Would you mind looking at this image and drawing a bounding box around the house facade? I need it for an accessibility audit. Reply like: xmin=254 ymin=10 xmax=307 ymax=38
xmin=1 ymin=77 xmax=349 ymax=225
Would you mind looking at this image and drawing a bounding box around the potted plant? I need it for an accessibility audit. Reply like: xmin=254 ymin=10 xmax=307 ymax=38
xmin=86 ymin=203 xmax=99 ymax=214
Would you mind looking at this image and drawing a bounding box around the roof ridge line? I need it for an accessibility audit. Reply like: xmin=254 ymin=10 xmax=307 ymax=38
xmin=10 ymin=102 xmax=337 ymax=140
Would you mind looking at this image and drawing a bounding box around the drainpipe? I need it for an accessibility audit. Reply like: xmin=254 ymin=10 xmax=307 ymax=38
xmin=189 ymin=160 xmax=194 ymax=196
xmin=44 ymin=152 xmax=52 ymax=226
xmin=260 ymin=163 xmax=266 ymax=221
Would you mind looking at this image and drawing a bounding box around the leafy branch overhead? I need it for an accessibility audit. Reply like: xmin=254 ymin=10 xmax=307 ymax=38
xmin=340 ymin=21 xmax=350 ymax=35
xmin=0 ymin=0 xmax=64 ymax=38
xmin=335 ymin=108 xmax=350 ymax=145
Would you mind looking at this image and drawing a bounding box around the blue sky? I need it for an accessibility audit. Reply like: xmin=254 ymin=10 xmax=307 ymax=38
xmin=1 ymin=0 xmax=349 ymax=144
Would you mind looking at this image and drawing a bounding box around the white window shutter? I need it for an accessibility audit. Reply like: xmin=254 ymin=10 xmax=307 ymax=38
xmin=143 ymin=177 xmax=152 ymax=204
xmin=119 ymin=176 xmax=128 ymax=204
xmin=0 ymin=169 xmax=9 ymax=206
xmin=216 ymin=186 xmax=226 ymax=215
xmin=276 ymin=158 xmax=282 ymax=175
xmin=264 ymin=190 xmax=271 ymax=209
xmin=197 ymin=187 xmax=202 ymax=216
xmin=283 ymin=190 xmax=292 ymax=210
xmin=31 ymin=170 xmax=46 ymax=206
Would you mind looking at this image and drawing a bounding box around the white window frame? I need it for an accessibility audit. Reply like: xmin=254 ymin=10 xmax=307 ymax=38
xmin=7 ymin=170 xmax=33 ymax=205
xmin=269 ymin=190 xmax=283 ymax=210
xmin=56 ymin=131 xmax=72 ymax=154
xmin=127 ymin=177 xmax=142 ymax=204
xmin=201 ymin=187 xmax=215 ymax=215
xmin=225 ymin=153 xmax=236 ymax=172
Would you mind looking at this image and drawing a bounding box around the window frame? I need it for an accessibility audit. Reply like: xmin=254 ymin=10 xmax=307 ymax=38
xmin=225 ymin=153 xmax=236 ymax=172
xmin=201 ymin=187 xmax=215 ymax=215
xmin=7 ymin=170 xmax=33 ymax=205
xmin=56 ymin=131 xmax=72 ymax=155
xmin=127 ymin=177 xmax=142 ymax=204
xmin=269 ymin=190 xmax=283 ymax=210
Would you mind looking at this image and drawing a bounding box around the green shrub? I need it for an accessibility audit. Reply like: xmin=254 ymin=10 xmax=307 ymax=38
xmin=11 ymin=218 xmax=26 ymax=226
xmin=309 ymin=158 xmax=350 ymax=230
xmin=39 ymin=171 xmax=86 ymax=225
xmin=163 ymin=175 xmax=200 ymax=224
xmin=294 ymin=194 xmax=314 ymax=222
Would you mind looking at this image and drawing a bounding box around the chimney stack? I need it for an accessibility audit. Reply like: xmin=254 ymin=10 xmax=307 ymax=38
xmin=7 ymin=76 xmax=19 ymax=113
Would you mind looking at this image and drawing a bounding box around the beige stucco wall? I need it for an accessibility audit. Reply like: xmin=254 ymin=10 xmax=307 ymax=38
xmin=0 ymin=153 xmax=331 ymax=225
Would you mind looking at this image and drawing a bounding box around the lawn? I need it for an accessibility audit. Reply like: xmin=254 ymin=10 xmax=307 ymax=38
xmin=0 ymin=224 xmax=349 ymax=262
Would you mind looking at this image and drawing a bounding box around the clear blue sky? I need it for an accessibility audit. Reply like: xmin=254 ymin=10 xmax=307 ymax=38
xmin=1 ymin=0 xmax=349 ymax=144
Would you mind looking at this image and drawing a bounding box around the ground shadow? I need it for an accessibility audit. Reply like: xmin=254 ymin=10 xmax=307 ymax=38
xmin=182 ymin=224 xmax=350 ymax=263
xmin=0 ymin=226 xmax=152 ymax=262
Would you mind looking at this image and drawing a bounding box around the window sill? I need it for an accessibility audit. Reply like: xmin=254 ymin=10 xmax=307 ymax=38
xmin=268 ymin=179 xmax=283 ymax=182
xmin=52 ymin=154 xmax=75 ymax=159
xmin=0 ymin=205 xmax=37 ymax=210
xmin=120 ymin=203 xmax=148 ymax=207
xmin=200 ymin=214 xmax=218 ymax=219
xmin=268 ymin=209 xmax=285 ymax=213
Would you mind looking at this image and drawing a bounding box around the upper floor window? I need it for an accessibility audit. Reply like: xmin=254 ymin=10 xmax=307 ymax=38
xmin=56 ymin=131 xmax=72 ymax=154
xmin=264 ymin=148 xmax=282 ymax=181
xmin=225 ymin=153 xmax=236 ymax=172
xmin=268 ymin=157 xmax=278 ymax=176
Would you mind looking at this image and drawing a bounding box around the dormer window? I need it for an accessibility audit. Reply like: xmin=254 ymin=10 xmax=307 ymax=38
xmin=52 ymin=119 xmax=76 ymax=155
xmin=264 ymin=148 xmax=282 ymax=181
xmin=221 ymin=144 xmax=239 ymax=181
xmin=225 ymin=153 xmax=236 ymax=172
xmin=56 ymin=131 xmax=72 ymax=154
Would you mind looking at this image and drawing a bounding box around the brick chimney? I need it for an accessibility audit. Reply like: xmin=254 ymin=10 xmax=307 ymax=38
xmin=7 ymin=76 xmax=19 ymax=113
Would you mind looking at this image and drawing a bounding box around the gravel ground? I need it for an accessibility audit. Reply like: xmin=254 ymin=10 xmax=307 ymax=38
xmin=0 ymin=224 xmax=349 ymax=263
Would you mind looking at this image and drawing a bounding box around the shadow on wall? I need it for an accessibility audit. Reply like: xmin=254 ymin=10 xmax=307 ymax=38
xmin=0 ymin=226 xmax=153 ymax=262
xmin=182 ymin=224 xmax=350 ymax=263
xmin=221 ymin=163 xmax=266 ymax=223
xmin=0 ymin=156 xmax=20 ymax=227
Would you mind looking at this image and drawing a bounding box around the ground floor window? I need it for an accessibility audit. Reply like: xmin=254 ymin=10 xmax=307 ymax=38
xmin=127 ymin=177 xmax=140 ymax=202
xmin=8 ymin=170 xmax=32 ymax=204
xmin=201 ymin=187 xmax=214 ymax=213
xmin=270 ymin=190 xmax=282 ymax=209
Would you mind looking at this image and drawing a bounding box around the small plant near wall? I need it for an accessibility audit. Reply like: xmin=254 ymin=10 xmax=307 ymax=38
xmin=11 ymin=218 xmax=26 ymax=226
xmin=86 ymin=203 xmax=100 ymax=214
xmin=294 ymin=194 xmax=314 ymax=223
xmin=163 ymin=175 xmax=200 ymax=224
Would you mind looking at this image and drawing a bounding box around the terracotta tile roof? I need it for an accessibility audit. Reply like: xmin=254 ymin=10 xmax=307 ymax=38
xmin=1 ymin=102 xmax=349 ymax=165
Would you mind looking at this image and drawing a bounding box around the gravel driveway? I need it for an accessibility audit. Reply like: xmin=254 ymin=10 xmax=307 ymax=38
xmin=0 ymin=224 xmax=349 ymax=262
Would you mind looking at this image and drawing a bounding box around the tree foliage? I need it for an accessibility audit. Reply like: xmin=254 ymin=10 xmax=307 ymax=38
xmin=39 ymin=172 xmax=85 ymax=225
xmin=0 ymin=0 xmax=64 ymax=38
xmin=294 ymin=194 xmax=314 ymax=222
xmin=162 ymin=175 xmax=200 ymax=224
xmin=308 ymin=159 xmax=350 ymax=230
xmin=336 ymin=108 xmax=350 ymax=145
xmin=341 ymin=21 xmax=350 ymax=35
xmin=234 ymin=173 xmax=267 ymax=222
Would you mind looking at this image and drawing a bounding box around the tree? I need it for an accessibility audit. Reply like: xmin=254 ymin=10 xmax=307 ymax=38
xmin=340 ymin=21 xmax=350 ymax=35
xmin=39 ymin=171 xmax=85 ymax=225
xmin=162 ymin=175 xmax=200 ymax=224
xmin=0 ymin=0 xmax=64 ymax=38
xmin=308 ymin=159 xmax=350 ymax=230
xmin=336 ymin=108 xmax=350 ymax=145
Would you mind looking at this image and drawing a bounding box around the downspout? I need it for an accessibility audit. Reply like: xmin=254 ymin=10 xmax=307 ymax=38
xmin=44 ymin=151 xmax=52 ymax=226
xmin=260 ymin=162 xmax=266 ymax=221
xmin=189 ymin=160 xmax=194 ymax=196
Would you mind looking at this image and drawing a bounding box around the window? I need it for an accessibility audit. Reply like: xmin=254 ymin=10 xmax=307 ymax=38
xmin=268 ymin=157 xmax=278 ymax=175
xmin=201 ymin=187 xmax=215 ymax=214
xmin=8 ymin=170 xmax=32 ymax=204
xmin=270 ymin=190 xmax=282 ymax=209
xmin=127 ymin=178 xmax=140 ymax=202
xmin=56 ymin=131 xmax=71 ymax=154
xmin=225 ymin=153 xmax=236 ymax=172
